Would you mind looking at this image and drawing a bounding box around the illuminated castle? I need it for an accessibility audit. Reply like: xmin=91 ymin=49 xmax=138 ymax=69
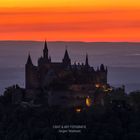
xmin=25 ymin=41 xmax=108 ymax=91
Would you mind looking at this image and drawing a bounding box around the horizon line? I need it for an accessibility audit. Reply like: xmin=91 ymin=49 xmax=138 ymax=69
xmin=0 ymin=40 xmax=139 ymax=43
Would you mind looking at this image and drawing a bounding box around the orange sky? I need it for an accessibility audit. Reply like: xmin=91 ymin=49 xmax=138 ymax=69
xmin=0 ymin=0 xmax=139 ymax=41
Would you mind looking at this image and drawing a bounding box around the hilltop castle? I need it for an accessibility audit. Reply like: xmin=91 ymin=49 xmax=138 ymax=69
xmin=25 ymin=41 xmax=108 ymax=91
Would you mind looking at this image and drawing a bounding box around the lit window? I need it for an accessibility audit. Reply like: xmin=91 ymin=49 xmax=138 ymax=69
xmin=86 ymin=96 xmax=92 ymax=107
xmin=75 ymin=108 xmax=81 ymax=113
xmin=95 ymin=84 xmax=100 ymax=88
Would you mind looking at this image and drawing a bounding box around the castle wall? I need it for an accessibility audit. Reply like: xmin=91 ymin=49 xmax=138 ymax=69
xmin=25 ymin=65 xmax=39 ymax=89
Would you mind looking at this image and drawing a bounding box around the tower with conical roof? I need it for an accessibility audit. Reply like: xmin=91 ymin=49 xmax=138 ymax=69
xmin=25 ymin=41 xmax=108 ymax=90
xmin=26 ymin=54 xmax=33 ymax=88
xmin=85 ymin=54 xmax=89 ymax=67
xmin=26 ymin=53 xmax=33 ymax=66
xmin=25 ymin=54 xmax=39 ymax=89
xmin=43 ymin=40 xmax=48 ymax=59
xmin=100 ymin=64 xmax=105 ymax=71
xmin=38 ymin=41 xmax=51 ymax=66
xmin=62 ymin=48 xmax=71 ymax=67
xmin=97 ymin=64 xmax=108 ymax=84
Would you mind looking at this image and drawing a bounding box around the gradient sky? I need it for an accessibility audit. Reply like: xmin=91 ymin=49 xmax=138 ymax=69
xmin=0 ymin=0 xmax=139 ymax=41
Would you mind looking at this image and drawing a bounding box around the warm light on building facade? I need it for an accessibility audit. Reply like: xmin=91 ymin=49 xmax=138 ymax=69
xmin=86 ymin=96 xmax=92 ymax=107
xmin=95 ymin=84 xmax=100 ymax=88
xmin=75 ymin=108 xmax=81 ymax=113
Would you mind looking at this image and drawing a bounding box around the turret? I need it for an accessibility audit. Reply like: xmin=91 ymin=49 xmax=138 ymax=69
xmin=98 ymin=64 xmax=107 ymax=84
xmin=85 ymin=54 xmax=89 ymax=67
xmin=43 ymin=40 xmax=48 ymax=59
xmin=62 ymin=48 xmax=71 ymax=66
xmin=26 ymin=53 xmax=33 ymax=66
xmin=25 ymin=54 xmax=33 ymax=89
xmin=25 ymin=53 xmax=39 ymax=89
xmin=100 ymin=64 xmax=105 ymax=71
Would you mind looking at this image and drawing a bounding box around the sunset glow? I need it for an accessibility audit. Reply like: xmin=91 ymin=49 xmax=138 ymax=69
xmin=0 ymin=0 xmax=139 ymax=41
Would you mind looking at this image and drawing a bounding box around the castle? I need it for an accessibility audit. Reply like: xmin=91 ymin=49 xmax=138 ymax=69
xmin=25 ymin=41 xmax=108 ymax=91
xmin=25 ymin=41 xmax=109 ymax=106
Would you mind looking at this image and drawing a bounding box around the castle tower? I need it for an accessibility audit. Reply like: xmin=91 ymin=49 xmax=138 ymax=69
xmin=98 ymin=64 xmax=107 ymax=84
xmin=25 ymin=54 xmax=33 ymax=89
xmin=100 ymin=64 xmax=105 ymax=71
xmin=26 ymin=53 xmax=33 ymax=66
xmin=85 ymin=54 xmax=89 ymax=67
xmin=43 ymin=40 xmax=48 ymax=59
xmin=25 ymin=54 xmax=39 ymax=89
xmin=62 ymin=48 xmax=71 ymax=66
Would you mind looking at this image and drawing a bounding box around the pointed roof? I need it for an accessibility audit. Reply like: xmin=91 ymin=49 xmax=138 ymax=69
xmin=44 ymin=40 xmax=48 ymax=51
xmin=85 ymin=53 xmax=89 ymax=66
xmin=43 ymin=40 xmax=49 ymax=59
xmin=26 ymin=53 xmax=33 ymax=65
xmin=63 ymin=48 xmax=70 ymax=60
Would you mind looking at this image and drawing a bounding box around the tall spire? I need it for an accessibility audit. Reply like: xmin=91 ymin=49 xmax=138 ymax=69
xmin=63 ymin=47 xmax=71 ymax=66
xmin=44 ymin=40 xmax=48 ymax=50
xmin=43 ymin=40 xmax=48 ymax=59
xmin=85 ymin=53 xmax=89 ymax=67
xmin=26 ymin=53 xmax=33 ymax=65
xmin=64 ymin=49 xmax=69 ymax=59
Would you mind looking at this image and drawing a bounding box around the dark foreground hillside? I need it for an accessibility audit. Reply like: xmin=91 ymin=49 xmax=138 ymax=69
xmin=0 ymin=87 xmax=140 ymax=140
